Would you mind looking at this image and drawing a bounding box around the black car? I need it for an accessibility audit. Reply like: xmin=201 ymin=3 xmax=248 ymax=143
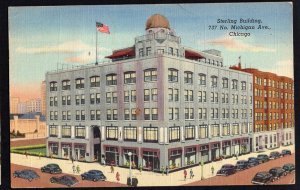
xmin=257 ymin=154 xmax=269 ymax=163
xmin=269 ymin=167 xmax=287 ymax=180
xmin=216 ymin=164 xmax=236 ymax=176
xmin=269 ymin=151 xmax=281 ymax=160
xmin=13 ymin=169 xmax=40 ymax=182
xmin=81 ymin=170 xmax=106 ymax=181
xmin=41 ymin=164 xmax=62 ymax=174
xmin=248 ymin=157 xmax=260 ymax=167
xmin=235 ymin=160 xmax=250 ymax=171
xmin=282 ymin=163 xmax=295 ymax=173
xmin=50 ymin=175 xmax=79 ymax=187
xmin=251 ymin=171 xmax=275 ymax=185
xmin=281 ymin=149 xmax=292 ymax=156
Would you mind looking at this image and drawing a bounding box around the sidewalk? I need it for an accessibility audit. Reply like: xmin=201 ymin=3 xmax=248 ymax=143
xmin=11 ymin=144 xmax=294 ymax=186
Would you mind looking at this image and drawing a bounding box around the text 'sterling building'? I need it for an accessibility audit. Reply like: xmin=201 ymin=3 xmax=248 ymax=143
xmin=46 ymin=14 xmax=253 ymax=171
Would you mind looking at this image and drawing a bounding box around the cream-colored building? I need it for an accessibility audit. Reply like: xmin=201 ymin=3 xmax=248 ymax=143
xmin=41 ymin=80 xmax=47 ymax=116
xmin=10 ymin=97 xmax=20 ymax=114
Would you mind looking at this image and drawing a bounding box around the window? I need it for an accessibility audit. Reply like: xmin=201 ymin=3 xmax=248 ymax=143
xmin=174 ymin=108 xmax=179 ymax=120
xmin=143 ymin=127 xmax=158 ymax=143
xmin=232 ymin=124 xmax=239 ymax=135
xmin=174 ymin=89 xmax=179 ymax=101
xmin=124 ymin=109 xmax=130 ymax=120
xmin=106 ymin=126 xmax=118 ymax=140
xmin=210 ymin=108 xmax=218 ymax=119
xmin=67 ymin=95 xmax=71 ymax=105
xmin=90 ymin=76 xmax=100 ymax=87
xmin=62 ymin=80 xmax=71 ymax=90
xmin=211 ymin=92 xmax=218 ymax=103
xmin=146 ymin=47 xmax=151 ymax=56
xmin=50 ymin=97 xmax=54 ymax=106
xmin=124 ymin=71 xmax=136 ymax=84
xmin=131 ymin=109 xmax=137 ymax=120
xmin=211 ymin=76 xmax=218 ymax=87
xmin=112 ymin=92 xmax=117 ymax=103
xmin=54 ymin=111 xmax=58 ymax=120
xmin=62 ymin=125 xmax=71 ymax=138
xmin=62 ymin=96 xmax=66 ymax=105
xmin=241 ymin=81 xmax=246 ymax=90
xmin=198 ymin=108 xmax=207 ymax=119
xmin=75 ymin=78 xmax=84 ymax=89
xmin=90 ymin=94 xmax=95 ymax=104
xmin=113 ymin=109 xmax=118 ymax=120
xmin=107 ymin=109 xmax=112 ymax=120
xmin=168 ymin=69 xmax=178 ymax=82
xmin=151 ymin=88 xmax=158 ymax=101
xmin=222 ymin=78 xmax=228 ymax=88
xmin=81 ymin=110 xmax=85 ymax=120
xmin=50 ymin=81 xmax=58 ymax=91
xmin=152 ymin=108 xmax=158 ymax=120
xmin=90 ymin=110 xmax=95 ymax=120
xmin=144 ymin=89 xmax=150 ymax=101
xmin=185 ymin=108 xmax=194 ymax=120
xmin=199 ymin=74 xmax=206 ymax=85
xmin=75 ymin=125 xmax=85 ymax=139
xmin=124 ymin=91 xmax=129 ymax=102
xmin=199 ymin=125 xmax=208 ymax=139
xmin=168 ymin=88 xmax=173 ymax=101
xmin=76 ymin=110 xmax=80 ymax=120
xmin=62 ymin=111 xmax=66 ymax=120
xmin=144 ymin=108 xmax=150 ymax=120
xmin=169 ymin=47 xmax=174 ymax=55
xmin=169 ymin=108 xmax=173 ymax=120
xmin=184 ymin=90 xmax=193 ymax=101
xmin=131 ymin=90 xmax=136 ymax=102
xmin=185 ymin=125 xmax=195 ymax=140
xmin=144 ymin=69 xmax=157 ymax=82
xmin=222 ymin=124 xmax=230 ymax=136
xmin=49 ymin=125 xmax=58 ymax=137
xmin=106 ymin=92 xmax=111 ymax=103
xmin=139 ymin=48 xmax=144 ymax=57
xmin=211 ymin=124 xmax=220 ymax=137
xmin=124 ymin=126 xmax=137 ymax=141
xmin=81 ymin=94 xmax=85 ymax=105
xmin=169 ymin=126 xmax=180 ymax=142
xmin=67 ymin=111 xmax=71 ymax=120
xmin=106 ymin=74 xmax=117 ymax=85
xmin=184 ymin=71 xmax=193 ymax=84
xmin=232 ymin=79 xmax=238 ymax=90
xmin=96 ymin=110 xmax=101 ymax=120
xmin=75 ymin=95 xmax=80 ymax=105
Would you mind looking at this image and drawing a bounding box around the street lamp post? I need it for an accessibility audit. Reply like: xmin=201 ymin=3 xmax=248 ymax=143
xmin=200 ymin=159 xmax=204 ymax=180
xmin=128 ymin=152 xmax=132 ymax=186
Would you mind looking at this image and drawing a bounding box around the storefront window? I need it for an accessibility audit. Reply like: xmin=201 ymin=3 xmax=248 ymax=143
xmin=62 ymin=144 xmax=72 ymax=159
xmin=105 ymin=147 xmax=119 ymax=165
xmin=75 ymin=125 xmax=86 ymax=139
xmin=49 ymin=142 xmax=58 ymax=156
xmin=75 ymin=144 xmax=86 ymax=161
xmin=123 ymin=126 xmax=137 ymax=142
xmin=142 ymin=150 xmax=159 ymax=171
xmin=123 ymin=149 xmax=138 ymax=168
xmin=185 ymin=147 xmax=196 ymax=165
xmin=143 ymin=127 xmax=158 ymax=143
xmin=106 ymin=126 xmax=118 ymax=141
xmin=199 ymin=145 xmax=209 ymax=163
xmin=62 ymin=125 xmax=71 ymax=138
xmin=168 ymin=149 xmax=182 ymax=169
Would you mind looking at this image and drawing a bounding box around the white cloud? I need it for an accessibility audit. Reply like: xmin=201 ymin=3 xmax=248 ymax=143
xmin=64 ymin=47 xmax=111 ymax=64
xmin=269 ymin=59 xmax=294 ymax=78
xmin=203 ymin=36 xmax=276 ymax=52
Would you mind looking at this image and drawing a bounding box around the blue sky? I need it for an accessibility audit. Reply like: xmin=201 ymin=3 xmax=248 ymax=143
xmin=9 ymin=3 xmax=293 ymax=100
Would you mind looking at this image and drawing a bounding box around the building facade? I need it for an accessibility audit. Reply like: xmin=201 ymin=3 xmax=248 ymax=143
xmin=26 ymin=98 xmax=41 ymax=113
xmin=10 ymin=97 xmax=20 ymax=114
xmin=41 ymin=81 xmax=47 ymax=116
xmin=46 ymin=14 xmax=253 ymax=171
xmin=230 ymin=66 xmax=294 ymax=151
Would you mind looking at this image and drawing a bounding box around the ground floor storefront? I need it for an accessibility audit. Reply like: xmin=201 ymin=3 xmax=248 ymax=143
xmin=47 ymin=141 xmax=88 ymax=161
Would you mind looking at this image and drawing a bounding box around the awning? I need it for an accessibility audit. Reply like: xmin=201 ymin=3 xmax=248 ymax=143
xmin=105 ymin=47 xmax=135 ymax=59
xmin=185 ymin=49 xmax=205 ymax=60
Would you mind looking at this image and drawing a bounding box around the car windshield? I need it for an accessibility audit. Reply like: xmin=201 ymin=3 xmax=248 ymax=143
xmin=49 ymin=164 xmax=58 ymax=168
xmin=90 ymin=170 xmax=102 ymax=175
xmin=222 ymin=165 xmax=232 ymax=169
xmin=257 ymin=155 xmax=266 ymax=158
xmin=249 ymin=157 xmax=255 ymax=160
xmin=255 ymin=173 xmax=265 ymax=178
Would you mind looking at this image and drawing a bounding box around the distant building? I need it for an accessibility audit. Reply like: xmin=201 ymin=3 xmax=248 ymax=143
xmin=17 ymin=102 xmax=27 ymax=114
xmin=26 ymin=98 xmax=41 ymax=113
xmin=41 ymin=81 xmax=47 ymax=116
xmin=10 ymin=97 xmax=20 ymax=114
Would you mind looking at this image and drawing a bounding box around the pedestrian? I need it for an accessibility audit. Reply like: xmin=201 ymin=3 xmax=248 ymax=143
xmin=50 ymin=153 xmax=53 ymax=159
xmin=190 ymin=168 xmax=194 ymax=179
xmin=25 ymin=151 xmax=28 ymax=158
xmin=211 ymin=165 xmax=214 ymax=175
xmin=39 ymin=152 xmax=42 ymax=159
xmin=166 ymin=166 xmax=169 ymax=176
xmin=116 ymin=172 xmax=120 ymax=182
xmin=76 ymin=165 xmax=81 ymax=174
xmin=139 ymin=164 xmax=142 ymax=173
xmin=236 ymin=152 xmax=239 ymax=160
xmin=102 ymin=157 xmax=106 ymax=166
xmin=161 ymin=166 xmax=165 ymax=176
xmin=184 ymin=169 xmax=187 ymax=181
xmin=111 ymin=165 xmax=114 ymax=173
xmin=72 ymin=164 xmax=76 ymax=173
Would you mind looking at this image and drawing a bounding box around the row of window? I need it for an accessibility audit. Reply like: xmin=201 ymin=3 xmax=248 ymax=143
xmin=255 ymin=77 xmax=293 ymax=90
xmin=254 ymin=101 xmax=294 ymax=110
xmin=49 ymin=125 xmax=85 ymax=138
xmin=255 ymin=112 xmax=294 ymax=121
xmin=50 ymin=69 xmax=251 ymax=91
xmin=254 ymin=122 xmax=294 ymax=132
xmin=254 ymin=89 xmax=294 ymax=100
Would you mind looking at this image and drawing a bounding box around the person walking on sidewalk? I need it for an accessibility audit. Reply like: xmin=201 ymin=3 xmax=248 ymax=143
xmin=25 ymin=151 xmax=28 ymax=158
xmin=139 ymin=164 xmax=142 ymax=173
xmin=184 ymin=169 xmax=187 ymax=181
xmin=76 ymin=165 xmax=81 ymax=174
xmin=116 ymin=172 xmax=120 ymax=182
xmin=111 ymin=165 xmax=115 ymax=173
xmin=190 ymin=168 xmax=194 ymax=179
xmin=211 ymin=165 xmax=215 ymax=175
xmin=235 ymin=152 xmax=239 ymax=160
xmin=161 ymin=166 xmax=165 ymax=176
xmin=166 ymin=166 xmax=169 ymax=176
xmin=39 ymin=152 xmax=42 ymax=159
xmin=72 ymin=164 xmax=76 ymax=173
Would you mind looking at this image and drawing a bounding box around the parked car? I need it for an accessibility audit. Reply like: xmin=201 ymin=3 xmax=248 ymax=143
xmin=216 ymin=164 xmax=236 ymax=176
xmin=269 ymin=151 xmax=281 ymax=160
xmin=282 ymin=163 xmax=295 ymax=173
xmin=248 ymin=157 xmax=260 ymax=167
xmin=269 ymin=167 xmax=287 ymax=180
xmin=257 ymin=154 xmax=269 ymax=163
xmin=13 ymin=169 xmax=40 ymax=182
xmin=41 ymin=164 xmax=62 ymax=174
xmin=251 ymin=171 xmax=275 ymax=185
xmin=50 ymin=175 xmax=79 ymax=187
xmin=127 ymin=177 xmax=138 ymax=187
xmin=81 ymin=170 xmax=106 ymax=181
xmin=281 ymin=149 xmax=292 ymax=156
xmin=235 ymin=160 xmax=250 ymax=171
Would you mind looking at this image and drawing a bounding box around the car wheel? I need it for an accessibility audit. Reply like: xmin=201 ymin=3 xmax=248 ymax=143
xmin=50 ymin=179 xmax=54 ymax=183
xmin=271 ymin=178 xmax=275 ymax=182
xmin=284 ymin=172 xmax=287 ymax=176
xmin=93 ymin=178 xmax=97 ymax=182
xmin=13 ymin=174 xmax=17 ymax=178
xmin=28 ymin=178 xmax=32 ymax=182
xmin=82 ymin=176 xmax=85 ymax=180
xmin=50 ymin=171 xmax=53 ymax=174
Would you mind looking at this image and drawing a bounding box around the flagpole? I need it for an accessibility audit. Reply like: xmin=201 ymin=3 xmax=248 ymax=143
xmin=95 ymin=22 xmax=98 ymax=65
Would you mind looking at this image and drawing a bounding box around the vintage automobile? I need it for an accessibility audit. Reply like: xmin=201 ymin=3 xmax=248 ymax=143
xmin=269 ymin=151 xmax=281 ymax=160
xmin=248 ymin=157 xmax=260 ymax=167
xmin=50 ymin=175 xmax=79 ymax=187
xmin=13 ymin=169 xmax=40 ymax=182
xmin=81 ymin=170 xmax=107 ymax=181
xmin=282 ymin=163 xmax=295 ymax=173
xmin=235 ymin=160 xmax=250 ymax=171
xmin=41 ymin=163 xmax=62 ymax=174
xmin=257 ymin=154 xmax=270 ymax=163
xmin=251 ymin=171 xmax=275 ymax=185
xmin=281 ymin=149 xmax=292 ymax=156
xmin=269 ymin=167 xmax=287 ymax=180
xmin=216 ymin=164 xmax=236 ymax=176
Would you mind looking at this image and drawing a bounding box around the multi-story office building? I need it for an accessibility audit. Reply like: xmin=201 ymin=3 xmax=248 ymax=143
xmin=41 ymin=81 xmax=47 ymax=116
xmin=26 ymin=98 xmax=41 ymax=113
xmin=46 ymin=14 xmax=253 ymax=171
xmin=10 ymin=97 xmax=20 ymax=114
xmin=231 ymin=65 xmax=294 ymax=151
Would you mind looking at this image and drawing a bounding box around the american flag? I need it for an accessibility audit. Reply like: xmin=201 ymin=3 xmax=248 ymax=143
xmin=96 ymin=22 xmax=110 ymax=34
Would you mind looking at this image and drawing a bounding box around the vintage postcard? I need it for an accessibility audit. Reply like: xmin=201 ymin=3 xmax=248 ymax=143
xmin=9 ymin=2 xmax=294 ymax=188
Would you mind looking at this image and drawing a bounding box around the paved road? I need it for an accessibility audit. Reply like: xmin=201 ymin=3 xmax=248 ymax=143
xmin=185 ymin=154 xmax=295 ymax=186
xmin=11 ymin=164 xmax=127 ymax=188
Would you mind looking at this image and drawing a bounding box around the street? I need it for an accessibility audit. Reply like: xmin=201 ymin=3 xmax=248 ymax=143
xmin=11 ymin=164 xmax=127 ymax=188
xmin=185 ymin=154 xmax=295 ymax=186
